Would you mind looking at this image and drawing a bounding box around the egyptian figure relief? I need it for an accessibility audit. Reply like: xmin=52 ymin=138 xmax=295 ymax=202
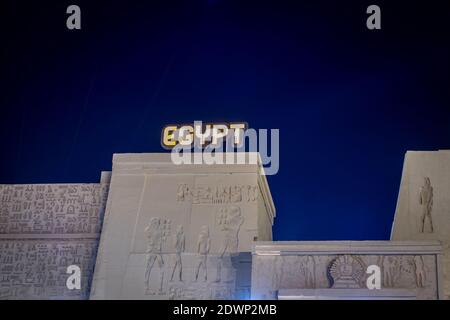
xmin=144 ymin=217 xmax=169 ymax=294
xmin=419 ymin=177 xmax=434 ymax=233
xmin=301 ymin=256 xmax=316 ymax=288
xmin=379 ymin=256 xmax=400 ymax=288
xmin=144 ymin=182 xmax=253 ymax=299
xmin=172 ymin=183 xmax=254 ymax=299
xmin=194 ymin=226 xmax=210 ymax=282
xmin=216 ymin=206 xmax=244 ymax=282
xmin=149 ymin=224 xmax=241 ymax=299
xmin=253 ymin=253 xmax=437 ymax=299
xmin=413 ymin=255 xmax=426 ymax=288
xmin=217 ymin=206 xmax=244 ymax=255
xmin=141 ymin=217 xmax=244 ymax=299
xmin=170 ymin=225 xmax=185 ymax=282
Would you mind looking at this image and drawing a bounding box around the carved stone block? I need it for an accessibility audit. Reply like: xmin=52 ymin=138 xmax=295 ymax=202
xmin=391 ymin=150 xmax=450 ymax=299
xmin=0 ymin=173 xmax=110 ymax=300
xmin=252 ymin=241 xmax=442 ymax=300
xmin=90 ymin=153 xmax=275 ymax=299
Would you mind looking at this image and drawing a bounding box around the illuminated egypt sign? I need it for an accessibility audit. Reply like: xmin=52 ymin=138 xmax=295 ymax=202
xmin=162 ymin=123 xmax=247 ymax=149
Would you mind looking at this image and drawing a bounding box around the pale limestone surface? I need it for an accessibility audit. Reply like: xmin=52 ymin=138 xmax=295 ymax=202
xmin=90 ymin=153 xmax=275 ymax=299
xmin=391 ymin=150 xmax=450 ymax=299
xmin=2 ymin=149 xmax=447 ymax=300
xmin=252 ymin=241 xmax=443 ymax=300
xmin=0 ymin=172 xmax=110 ymax=299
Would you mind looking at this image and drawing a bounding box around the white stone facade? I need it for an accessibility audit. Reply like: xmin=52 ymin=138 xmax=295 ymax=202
xmin=391 ymin=150 xmax=450 ymax=299
xmin=251 ymin=241 xmax=443 ymax=300
xmin=0 ymin=150 xmax=448 ymax=300
xmin=0 ymin=172 xmax=110 ymax=299
xmin=90 ymin=153 xmax=275 ymax=299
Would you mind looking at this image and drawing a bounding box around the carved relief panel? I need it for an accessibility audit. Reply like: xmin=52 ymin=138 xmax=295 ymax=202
xmin=0 ymin=184 xmax=109 ymax=235
xmin=0 ymin=240 xmax=98 ymax=299
xmin=0 ymin=183 xmax=109 ymax=300
xmin=252 ymin=252 xmax=440 ymax=300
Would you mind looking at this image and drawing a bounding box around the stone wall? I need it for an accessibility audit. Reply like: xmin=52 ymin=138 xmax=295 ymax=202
xmin=391 ymin=150 xmax=450 ymax=299
xmin=0 ymin=174 xmax=110 ymax=299
xmin=252 ymin=241 xmax=443 ymax=300
xmin=90 ymin=153 xmax=275 ymax=300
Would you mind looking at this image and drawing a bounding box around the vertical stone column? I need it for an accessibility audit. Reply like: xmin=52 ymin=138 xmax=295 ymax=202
xmin=391 ymin=150 xmax=450 ymax=299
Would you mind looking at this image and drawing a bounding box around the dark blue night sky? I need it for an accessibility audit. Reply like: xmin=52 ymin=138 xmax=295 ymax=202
xmin=1 ymin=1 xmax=449 ymax=241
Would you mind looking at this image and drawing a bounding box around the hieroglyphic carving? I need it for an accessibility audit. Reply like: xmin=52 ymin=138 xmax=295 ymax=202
xmin=161 ymin=218 xmax=172 ymax=242
xmin=231 ymin=186 xmax=242 ymax=203
xmin=194 ymin=226 xmax=210 ymax=281
xmin=176 ymin=184 xmax=190 ymax=202
xmin=245 ymin=185 xmax=258 ymax=202
xmin=0 ymin=183 xmax=108 ymax=300
xmin=168 ymin=280 xmax=236 ymax=300
xmin=327 ymin=255 xmax=365 ymax=289
xmin=419 ymin=177 xmax=434 ymax=233
xmin=0 ymin=184 xmax=108 ymax=235
xmin=176 ymin=184 xmax=258 ymax=204
xmin=0 ymin=240 xmax=97 ymax=299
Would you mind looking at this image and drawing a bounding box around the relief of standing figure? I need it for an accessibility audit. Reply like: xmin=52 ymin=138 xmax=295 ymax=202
xmin=194 ymin=226 xmax=210 ymax=281
xmin=304 ymin=256 xmax=316 ymax=288
xmin=216 ymin=206 xmax=244 ymax=282
xmin=419 ymin=177 xmax=434 ymax=233
xmin=413 ymin=255 xmax=426 ymax=288
xmin=144 ymin=217 xmax=164 ymax=293
xmin=382 ymin=256 xmax=397 ymax=288
xmin=170 ymin=225 xmax=185 ymax=281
